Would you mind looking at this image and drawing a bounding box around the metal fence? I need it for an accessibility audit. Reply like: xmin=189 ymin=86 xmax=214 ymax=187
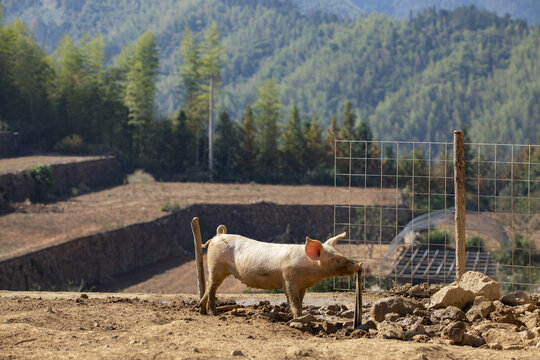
xmin=333 ymin=140 xmax=540 ymax=293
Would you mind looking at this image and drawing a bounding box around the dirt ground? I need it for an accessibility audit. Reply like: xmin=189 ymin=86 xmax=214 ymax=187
xmin=1 ymin=291 xmax=537 ymax=360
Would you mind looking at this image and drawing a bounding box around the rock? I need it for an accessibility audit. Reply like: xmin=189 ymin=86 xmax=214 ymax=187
xmin=519 ymin=330 xmax=534 ymax=341
xmin=519 ymin=311 xmax=540 ymax=330
xmin=413 ymin=308 xmax=426 ymax=316
xmin=326 ymin=304 xmax=341 ymax=312
xmin=341 ymin=310 xmax=354 ymax=318
xmin=458 ymin=271 xmax=500 ymax=301
xmin=350 ymin=329 xmax=367 ymax=338
xmin=384 ymin=312 xmax=401 ymax=322
xmin=424 ymin=324 xmax=445 ymax=337
xmin=513 ymin=303 xmax=537 ymax=314
xmin=461 ymin=333 xmax=485 ymax=347
xmin=429 ymin=284 xmax=475 ymax=310
xmin=320 ymin=321 xmax=339 ymax=334
xmin=531 ymin=326 xmax=540 ymax=337
xmin=377 ymin=323 xmax=405 ymax=340
xmin=416 ymin=355 xmax=428 ymax=360
xmin=537 ymin=340 xmax=540 ymax=349
xmin=441 ymin=321 xmax=467 ymax=343
xmin=490 ymin=307 xmax=516 ymax=324
xmin=487 ymin=342 xmax=502 ymax=350
xmin=293 ymin=314 xmax=316 ymax=325
xmin=466 ymin=299 xmax=495 ymax=322
xmin=483 ymin=328 xmax=523 ymax=347
xmin=231 ymin=350 xmax=244 ymax=356
xmin=413 ymin=334 xmax=430 ymax=343
xmin=431 ymin=306 xmax=466 ymax=322
xmin=289 ymin=321 xmax=308 ymax=331
xmin=343 ymin=321 xmax=354 ymax=328
xmin=501 ymin=291 xmax=533 ymax=306
xmin=354 ymin=320 xmax=377 ymax=331
xmin=370 ymin=296 xmax=425 ymax=322
xmin=258 ymin=312 xmax=292 ymax=322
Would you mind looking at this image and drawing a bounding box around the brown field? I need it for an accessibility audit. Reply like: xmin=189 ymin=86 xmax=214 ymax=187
xmin=0 ymin=178 xmax=401 ymax=260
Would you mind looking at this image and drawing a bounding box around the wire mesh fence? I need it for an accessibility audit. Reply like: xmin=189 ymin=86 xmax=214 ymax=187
xmin=333 ymin=140 xmax=540 ymax=294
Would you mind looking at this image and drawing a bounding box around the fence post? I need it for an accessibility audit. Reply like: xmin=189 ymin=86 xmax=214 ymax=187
xmin=353 ymin=267 xmax=363 ymax=328
xmin=191 ymin=217 xmax=206 ymax=299
xmin=454 ymin=130 xmax=466 ymax=281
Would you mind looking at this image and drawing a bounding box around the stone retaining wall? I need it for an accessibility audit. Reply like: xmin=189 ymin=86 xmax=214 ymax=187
xmin=0 ymin=157 xmax=123 ymax=202
xmin=0 ymin=203 xmax=412 ymax=290
xmin=0 ymin=132 xmax=17 ymax=158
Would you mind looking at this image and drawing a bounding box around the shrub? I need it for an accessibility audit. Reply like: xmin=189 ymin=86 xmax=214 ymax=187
xmin=465 ymin=234 xmax=485 ymax=250
xmin=30 ymin=164 xmax=53 ymax=202
xmin=53 ymin=134 xmax=84 ymax=153
xmin=126 ymin=169 xmax=155 ymax=184
xmin=421 ymin=229 xmax=450 ymax=246
xmin=495 ymin=233 xmax=538 ymax=293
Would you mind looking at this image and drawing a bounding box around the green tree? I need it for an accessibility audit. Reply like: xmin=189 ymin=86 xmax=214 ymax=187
xmin=239 ymin=103 xmax=256 ymax=177
xmin=123 ymin=30 xmax=159 ymax=164
xmin=304 ymin=116 xmax=325 ymax=170
xmin=214 ymin=110 xmax=241 ymax=180
xmin=280 ymin=104 xmax=305 ymax=180
xmin=254 ymin=78 xmax=281 ymax=178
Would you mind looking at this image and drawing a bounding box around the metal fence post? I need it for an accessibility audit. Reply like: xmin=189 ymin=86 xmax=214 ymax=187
xmin=454 ymin=131 xmax=466 ymax=281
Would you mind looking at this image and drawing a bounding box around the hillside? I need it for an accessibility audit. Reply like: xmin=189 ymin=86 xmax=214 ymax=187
xmin=1 ymin=0 xmax=539 ymax=148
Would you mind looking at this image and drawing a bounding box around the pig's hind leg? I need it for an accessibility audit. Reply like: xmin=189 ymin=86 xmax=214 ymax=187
xmin=283 ymin=279 xmax=303 ymax=318
xmin=202 ymin=263 xmax=230 ymax=314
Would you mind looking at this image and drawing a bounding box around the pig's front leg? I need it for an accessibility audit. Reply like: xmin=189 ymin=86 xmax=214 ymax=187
xmin=283 ymin=279 xmax=303 ymax=317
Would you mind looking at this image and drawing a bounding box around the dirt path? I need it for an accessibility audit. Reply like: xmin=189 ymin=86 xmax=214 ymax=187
xmin=0 ymin=291 xmax=536 ymax=360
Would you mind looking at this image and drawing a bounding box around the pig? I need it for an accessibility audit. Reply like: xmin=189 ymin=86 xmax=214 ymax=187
xmin=198 ymin=225 xmax=362 ymax=317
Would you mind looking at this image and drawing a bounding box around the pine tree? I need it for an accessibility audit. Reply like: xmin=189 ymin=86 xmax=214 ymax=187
xmin=254 ymin=78 xmax=281 ymax=177
xmin=325 ymin=115 xmax=339 ymax=166
xmin=214 ymin=110 xmax=241 ymax=179
xmin=304 ymin=116 xmax=324 ymax=171
xmin=239 ymin=103 xmax=256 ymax=177
xmin=280 ymin=104 xmax=305 ymax=179
xmin=123 ymin=30 xmax=159 ymax=164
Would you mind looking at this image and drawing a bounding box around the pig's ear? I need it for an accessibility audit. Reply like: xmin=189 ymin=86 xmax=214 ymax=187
xmin=305 ymin=237 xmax=323 ymax=261
xmin=324 ymin=232 xmax=346 ymax=247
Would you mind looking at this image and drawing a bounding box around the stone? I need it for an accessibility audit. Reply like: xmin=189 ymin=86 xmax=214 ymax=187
xmin=461 ymin=333 xmax=485 ymax=347
xmin=350 ymin=329 xmax=367 ymax=338
xmin=354 ymin=320 xmax=377 ymax=331
xmin=490 ymin=307 xmax=516 ymax=324
xmin=293 ymin=314 xmax=316 ymax=325
xmin=514 ymin=303 xmax=537 ymax=314
xmin=487 ymin=342 xmax=502 ymax=350
xmin=431 ymin=306 xmax=466 ymax=322
xmin=326 ymin=304 xmax=340 ymax=312
xmin=231 ymin=350 xmax=244 ymax=356
xmin=537 ymin=340 xmax=540 ymax=349
xmin=501 ymin=291 xmax=534 ymax=306
xmin=285 ymin=346 xmax=310 ymax=357
xmin=413 ymin=334 xmax=430 ymax=343
xmin=320 ymin=321 xmax=339 ymax=334
xmin=531 ymin=326 xmax=540 ymax=337
xmin=341 ymin=310 xmax=354 ymax=318
xmin=384 ymin=312 xmax=400 ymax=322
xmin=370 ymin=296 xmax=425 ymax=322
xmin=377 ymin=323 xmax=405 ymax=340
xmin=458 ymin=271 xmax=500 ymax=301
xmin=483 ymin=328 xmax=523 ymax=347
xmin=519 ymin=312 xmax=540 ymax=330
xmin=429 ymin=284 xmax=475 ymax=310
xmin=466 ymin=299 xmax=495 ymax=322
xmin=519 ymin=330 xmax=534 ymax=341
xmin=289 ymin=321 xmax=308 ymax=331
xmin=441 ymin=321 xmax=467 ymax=343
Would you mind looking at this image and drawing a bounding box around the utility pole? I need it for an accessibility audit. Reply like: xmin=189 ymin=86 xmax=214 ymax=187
xmin=208 ymin=74 xmax=214 ymax=180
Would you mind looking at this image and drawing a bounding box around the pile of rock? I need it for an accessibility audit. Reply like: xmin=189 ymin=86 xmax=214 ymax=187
xmin=216 ymin=271 xmax=540 ymax=349
xmin=359 ymin=271 xmax=540 ymax=349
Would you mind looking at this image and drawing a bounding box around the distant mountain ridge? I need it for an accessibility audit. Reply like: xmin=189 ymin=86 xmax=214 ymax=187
xmin=1 ymin=0 xmax=539 ymax=144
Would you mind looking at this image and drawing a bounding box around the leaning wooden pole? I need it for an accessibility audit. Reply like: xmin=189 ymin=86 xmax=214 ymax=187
xmin=353 ymin=267 xmax=363 ymax=328
xmin=454 ymin=130 xmax=466 ymax=281
xmin=191 ymin=217 xmax=206 ymax=299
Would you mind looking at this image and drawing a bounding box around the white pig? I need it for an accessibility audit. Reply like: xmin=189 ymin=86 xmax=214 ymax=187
xmin=198 ymin=225 xmax=362 ymax=317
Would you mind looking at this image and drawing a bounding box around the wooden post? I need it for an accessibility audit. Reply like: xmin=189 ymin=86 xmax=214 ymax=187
xmin=208 ymin=74 xmax=214 ymax=181
xmin=191 ymin=217 xmax=206 ymax=299
xmin=353 ymin=267 xmax=363 ymax=328
xmin=454 ymin=130 xmax=466 ymax=281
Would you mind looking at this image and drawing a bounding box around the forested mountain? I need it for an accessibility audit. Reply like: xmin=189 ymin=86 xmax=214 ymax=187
xmin=1 ymin=0 xmax=539 ymax=146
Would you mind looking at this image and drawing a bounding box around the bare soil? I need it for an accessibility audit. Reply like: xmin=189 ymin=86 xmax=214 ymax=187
xmin=1 ymin=291 xmax=537 ymax=360
xmin=0 ymin=180 xmax=401 ymax=259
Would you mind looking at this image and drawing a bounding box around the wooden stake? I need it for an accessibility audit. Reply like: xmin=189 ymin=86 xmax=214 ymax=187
xmin=191 ymin=217 xmax=206 ymax=299
xmin=353 ymin=267 xmax=363 ymax=328
xmin=454 ymin=130 xmax=466 ymax=281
